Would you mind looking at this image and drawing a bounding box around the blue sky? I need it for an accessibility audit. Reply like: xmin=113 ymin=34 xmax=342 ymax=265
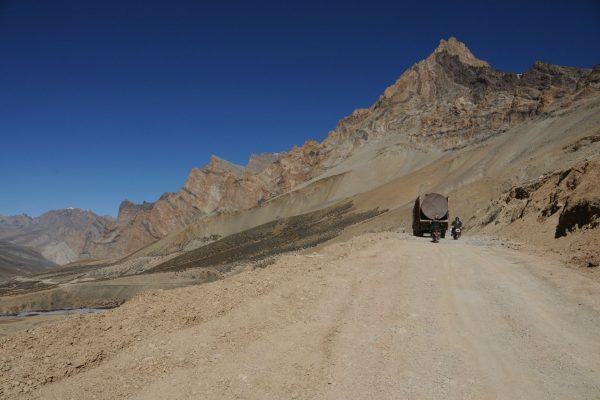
xmin=1 ymin=0 xmax=599 ymax=217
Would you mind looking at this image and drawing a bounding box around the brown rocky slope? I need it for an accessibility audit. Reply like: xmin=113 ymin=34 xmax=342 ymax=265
xmin=471 ymin=157 xmax=600 ymax=269
xmin=84 ymin=37 xmax=600 ymax=261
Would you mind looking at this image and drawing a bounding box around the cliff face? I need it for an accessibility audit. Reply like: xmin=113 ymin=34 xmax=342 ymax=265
xmin=84 ymin=155 xmax=281 ymax=259
xmin=328 ymin=38 xmax=596 ymax=150
xmin=13 ymin=38 xmax=599 ymax=262
xmin=472 ymin=158 xmax=600 ymax=269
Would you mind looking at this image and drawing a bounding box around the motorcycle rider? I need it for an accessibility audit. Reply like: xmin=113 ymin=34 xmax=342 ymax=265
xmin=431 ymin=216 xmax=442 ymax=241
xmin=451 ymin=216 xmax=462 ymax=236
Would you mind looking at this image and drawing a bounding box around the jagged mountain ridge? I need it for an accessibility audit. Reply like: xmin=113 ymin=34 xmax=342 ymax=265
xmin=4 ymin=38 xmax=598 ymax=263
xmin=89 ymin=37 xmax=597 ymax=260
xmin=334 ymin=38 xmax=598 ymax=149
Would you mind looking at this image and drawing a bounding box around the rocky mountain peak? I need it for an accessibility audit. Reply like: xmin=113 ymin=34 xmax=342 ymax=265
xmin=247 ymin=153 xmax=281 ymax=174
xmin=432 ymin=37 xmax=490 ymax=68
xmin=203 ymin=155 xmax=245 ymax=177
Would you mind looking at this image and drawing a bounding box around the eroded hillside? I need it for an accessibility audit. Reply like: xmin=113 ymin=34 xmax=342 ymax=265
xmin=471 ymin=156 xmax=600 ymax=268
xmin=76 ymin=37 xmax=600 ymax=261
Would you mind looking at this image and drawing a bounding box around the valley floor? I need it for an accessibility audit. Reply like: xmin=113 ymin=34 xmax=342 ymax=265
xmin=1 ymin=232 xmax=600 ymax=399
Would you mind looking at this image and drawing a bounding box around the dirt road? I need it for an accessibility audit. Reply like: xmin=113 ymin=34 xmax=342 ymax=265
xmin=2 ymin=232 xmax=600 ymax=399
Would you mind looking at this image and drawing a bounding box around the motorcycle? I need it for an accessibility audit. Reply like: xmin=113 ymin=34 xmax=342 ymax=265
xmin=452 ymin=227 xmax=461 ymax=240
xmin=432 ymin=227 xmax=441 ymax=243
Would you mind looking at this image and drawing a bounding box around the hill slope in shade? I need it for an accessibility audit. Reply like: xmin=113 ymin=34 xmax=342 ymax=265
xmin=0 ymin=241 xmax=56 ymax=280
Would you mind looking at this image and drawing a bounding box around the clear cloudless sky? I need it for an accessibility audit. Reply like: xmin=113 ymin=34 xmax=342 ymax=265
xmin=1 ymin=0 xmax=599 ymax=217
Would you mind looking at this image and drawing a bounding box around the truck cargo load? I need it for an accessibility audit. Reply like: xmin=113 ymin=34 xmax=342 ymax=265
xmin=412 ymin=193 xmax=449 ymax=237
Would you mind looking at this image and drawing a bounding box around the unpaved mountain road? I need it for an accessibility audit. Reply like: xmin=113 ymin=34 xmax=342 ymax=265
xmin=4 ymin=233 xmax=600 ymax=399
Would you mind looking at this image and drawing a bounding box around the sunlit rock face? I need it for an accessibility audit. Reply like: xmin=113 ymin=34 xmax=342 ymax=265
xmin=330 ymin=37 xmax=596 ymax=150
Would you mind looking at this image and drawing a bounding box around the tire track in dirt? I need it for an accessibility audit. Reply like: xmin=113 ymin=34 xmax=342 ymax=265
xmin=2 ymin=232 xmax=600 ymax=399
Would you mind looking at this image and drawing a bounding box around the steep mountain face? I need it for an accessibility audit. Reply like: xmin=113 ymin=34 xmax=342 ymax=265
xmin=84 ymin=37 xmax=600 ymax=260
xmin=333 ymin=38 xmax=597 ymax=149
xmin=0 ymin=209 xmax=113 ymax=265
xmin=85 ymin=155 xmax=283 ymax=259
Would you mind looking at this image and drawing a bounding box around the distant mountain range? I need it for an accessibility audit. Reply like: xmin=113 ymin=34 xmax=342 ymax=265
xmin=0 ymin=209 xmax=113 ymax=266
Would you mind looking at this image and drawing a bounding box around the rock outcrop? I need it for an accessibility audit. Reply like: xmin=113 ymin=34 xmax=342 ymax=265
xmin=472 ymin=159 xmax=600 ymax=268
xmin=332 ymin=37 xmax=597 ymax=149
xmin=84 ymin=155 xmax=282 ymax=259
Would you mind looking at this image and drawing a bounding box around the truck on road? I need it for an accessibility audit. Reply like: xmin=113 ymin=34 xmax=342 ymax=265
xmin=412 ymin=193 xmax=449 ymax=238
